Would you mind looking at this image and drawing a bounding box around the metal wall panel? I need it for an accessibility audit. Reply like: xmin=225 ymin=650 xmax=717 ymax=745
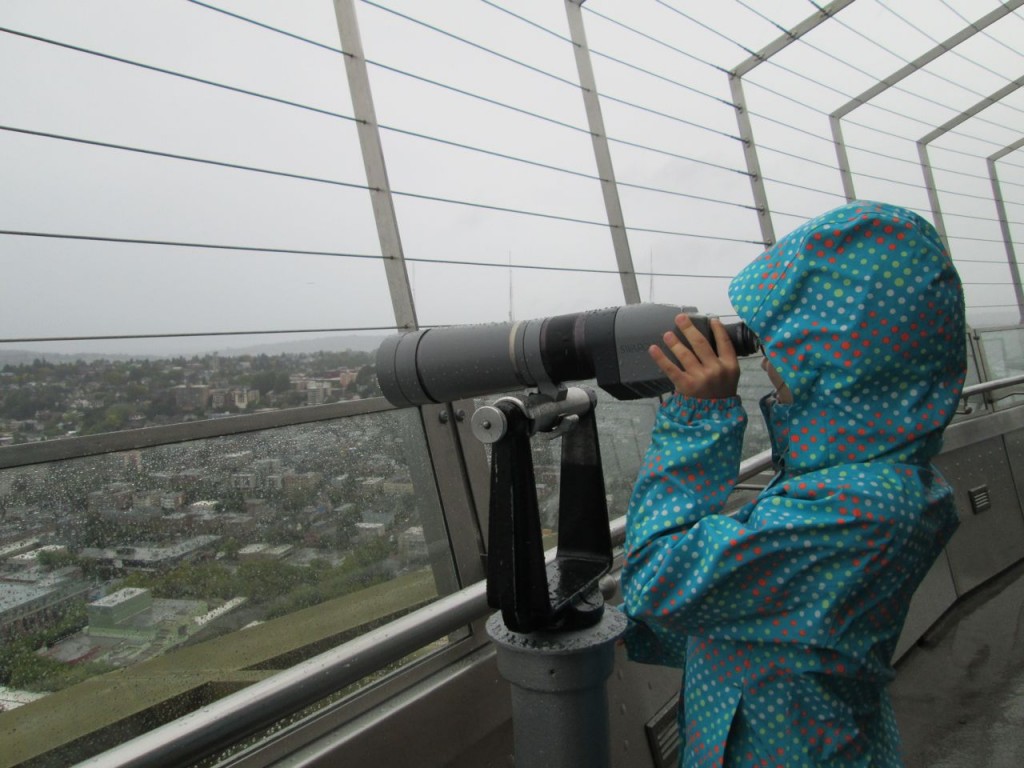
xmin=606 ymin=652 xmax=682 ymax=768
xmin=936 ymin=436 xmax=1024 ymax=595
xmin=893 ymin=550 xmax=957 ymax=662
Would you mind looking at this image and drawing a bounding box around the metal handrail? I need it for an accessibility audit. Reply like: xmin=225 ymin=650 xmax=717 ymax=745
xmin=961 ymin=373 xmax=1024 ymax=398
xmin=80 ymin=581 xmax=490 ymax=768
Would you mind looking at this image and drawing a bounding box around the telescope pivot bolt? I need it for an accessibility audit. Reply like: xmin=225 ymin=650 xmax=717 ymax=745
xmin=471 ymin=405 xmax=508 ymax=443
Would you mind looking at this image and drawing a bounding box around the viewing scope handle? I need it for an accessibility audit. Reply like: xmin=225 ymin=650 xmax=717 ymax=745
xmin=376 ymin=303 xmax=759 ymax=407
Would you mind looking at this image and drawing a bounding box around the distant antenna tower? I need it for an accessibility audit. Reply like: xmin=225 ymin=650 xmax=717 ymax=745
xmin=649 ymin=247 xmax=654 ymax=302
xmin=508 ymin=250 xmax=515 ymax=321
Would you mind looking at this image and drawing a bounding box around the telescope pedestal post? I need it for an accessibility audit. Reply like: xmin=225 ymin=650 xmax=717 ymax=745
xmin=478 ymin=387 xmax=623 ymax=765
xmin=486 ymin=599 xmax=627 ymax=768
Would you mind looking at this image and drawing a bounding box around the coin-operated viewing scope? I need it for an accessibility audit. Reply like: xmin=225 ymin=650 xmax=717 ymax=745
xmin=375 ymin=303 xmax=759 ymax=408
xmin=374 ymin=305 xmax=759 ymax=634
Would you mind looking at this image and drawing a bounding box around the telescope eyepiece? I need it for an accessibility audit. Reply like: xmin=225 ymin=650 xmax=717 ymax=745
xmin=676 ymin=314 xmax=760 ymax=358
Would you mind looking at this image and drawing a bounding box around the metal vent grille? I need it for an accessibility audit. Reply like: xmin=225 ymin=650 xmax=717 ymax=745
xmin=968 ymin=485 xmax=992 ymax=514
xmin=644 ymin=696 xmax=681 ymax=768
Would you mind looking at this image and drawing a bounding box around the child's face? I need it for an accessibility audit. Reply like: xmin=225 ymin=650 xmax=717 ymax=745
xmin=761 ymin=356 xmax=793 ymax=404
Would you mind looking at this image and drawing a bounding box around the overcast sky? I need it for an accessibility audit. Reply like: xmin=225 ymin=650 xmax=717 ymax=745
xmin=1 ymin=0 xmax=1023 ymax=357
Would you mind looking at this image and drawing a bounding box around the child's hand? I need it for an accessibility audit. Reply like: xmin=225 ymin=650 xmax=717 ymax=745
xmin=648 ymin=314 xmax=740 ymax=399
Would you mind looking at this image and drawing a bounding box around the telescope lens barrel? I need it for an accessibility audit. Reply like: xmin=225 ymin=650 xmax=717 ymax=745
xmin=376 ymin=304 xmax=759 ymax=407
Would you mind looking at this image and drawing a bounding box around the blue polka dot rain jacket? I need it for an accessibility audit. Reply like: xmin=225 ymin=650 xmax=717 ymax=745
xmin=623 ymin=201 xmax=966 ymax=767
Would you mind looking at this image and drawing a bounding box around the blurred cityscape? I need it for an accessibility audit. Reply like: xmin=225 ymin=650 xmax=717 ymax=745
xmin=0 ymin=350 xmax=424 ymax=712
xmin=0 ymin=349 xmax=379 ymax=445
xmin=0 ymin=351 xmax=769 ymax=714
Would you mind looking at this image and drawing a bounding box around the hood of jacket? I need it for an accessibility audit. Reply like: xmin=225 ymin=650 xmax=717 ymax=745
xmin=728 ymin=201 xmax=966 ymax=473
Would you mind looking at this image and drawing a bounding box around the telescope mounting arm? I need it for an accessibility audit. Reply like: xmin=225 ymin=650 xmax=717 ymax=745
xmin=477 ymin=386 xmax=613 ymax=633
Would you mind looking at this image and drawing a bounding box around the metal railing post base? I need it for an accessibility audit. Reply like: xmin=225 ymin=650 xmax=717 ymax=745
xmin=487 ymin=603 xmax=627 ymax=768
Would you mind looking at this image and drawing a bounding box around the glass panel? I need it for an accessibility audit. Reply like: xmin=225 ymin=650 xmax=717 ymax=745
xmin=357 ymin=0 xmax=626 ymax=325
xmin=468 ymin=353 xmax=772 ymax=538
xmin=595 ymin=393 xmax=659 ymax=518
xmin=736 ymin=355 xmax=774 ymax=460
xmin=974 ymin=327 xmax=1024 ymax=410
xmin=0 ymin=409 xmax=456 ymax=766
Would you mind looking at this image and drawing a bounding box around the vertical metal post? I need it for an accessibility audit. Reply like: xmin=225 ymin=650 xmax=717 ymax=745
xmin=729 ymin=74 xmax=775 ymax=247
xmin=988 ymin=140 xmax=1024 ymax=325
xmin=564 ymin=0 xmax=641 ymax=305
xmin=487 ymin=605 xmax=626 ymax=768
xmin=729 ymin=0 xmax=854 ymax=247
xmin=969 ymin=329 xmax=997 ymax=412
xmin=333 ymin=2 xmax=491 ymax=599
xmin=917 ymin=142 xmax=950 ymax=252
xmin=915 ymin=78 xmax=1024 ymax=258
xmin=830 ymin=114 xmax=856 ymax=203
xmin=333 ymin=0 xmax=418 ymax=331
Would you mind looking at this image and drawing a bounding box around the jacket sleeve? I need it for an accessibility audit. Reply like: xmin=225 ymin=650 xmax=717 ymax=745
xmin=622 ymin=393 xmax=747 ymax=664
xmin=622 ymin=397 xmax=959 ymax=669
xmin=626 ymin=393 xmax=748 ymax=552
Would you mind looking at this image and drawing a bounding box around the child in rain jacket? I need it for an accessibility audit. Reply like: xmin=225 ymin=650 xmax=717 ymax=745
xmin=623 ymin=201 xmax=966 ymax=767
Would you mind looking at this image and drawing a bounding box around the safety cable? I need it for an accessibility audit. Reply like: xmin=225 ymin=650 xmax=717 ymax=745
xmin=478 ymin=0 xmax=575 ymax=46
xmin=583 ymin=3 xmax=1024 ymax=180
xmin=192 ymin=0 xmax=742 ymax=146
xmin=956 ymin=258 xmax=1024 ymax=265
xmin=873 ymin=0 xmax=1024 ymax=119
xmin=2 ymin=122 xmax=765 ymax=242
xmin=735 ymin=62 xmax=1024 ymax=172
xmin=802 ymin=0 xmax=1024 ymax=135
xmin=653 ymin=0 xmax=759 ymax=58
xmin=586 ymin=46 xmax=735 ymax=109
xmin=363 ymin=59 xmax=590 ymax=136
xmin=366 ymin=57 xmax=747 ymax=176
xmin=0 ymin=26 xmax=360 ymax=126
xmin=605 ymin=135 xmax=752 ymax=178
xmin=456 ymin=0 xmax=744 ymax=142
xmin=0 ymin=18 xmax=745 ymax=209
xmin=741 ymin=65 xmax=1022 ymax=161
xmin=596 ymin=91 xmax=741 ymax=142
xmin=461 ymin=1 xmax=738 ymax=110
xmin=0 ymin=226 xmax=1008 ymax=344
xmin=370 ymin=0 xmax=743 ymax=129
xmin=181 ymin=2 xmax=1018 ymax=195
xmin=947 ymin=234 xmax=1024 ymax=245
xmin=584 ymin=3 xmax=730 ymax=75
xmin=938 ymin=0 xmax=1024 ymax=62
xmin=359 ymin=0 xmax=582 ymax=92
xmin=182 ymin=6 xmax=753 ymax=172
xmin=665 ymin=0 xmax=1023 ymax=144
xmin=380 ymin=124 xmax=753 ymax=209
xmin=0 ymin=25 xmax=757 ymax=189
xmin=0 ymin=124 xmax=369 ymax=192
xmin=4 ymin=10 xmax=1019 ymax=246
xmin=705 ymin=0 xmax=1024 ymax=167
xmin=187 ymin=0 xmax=342 ymax=54
xmin=745 ymin=107 xmax=1024 ymax=193
xmin=755 ymin=138 xmax=1024 ymax=208
xmin=0 ymin=229 xmax=745 ymax=281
